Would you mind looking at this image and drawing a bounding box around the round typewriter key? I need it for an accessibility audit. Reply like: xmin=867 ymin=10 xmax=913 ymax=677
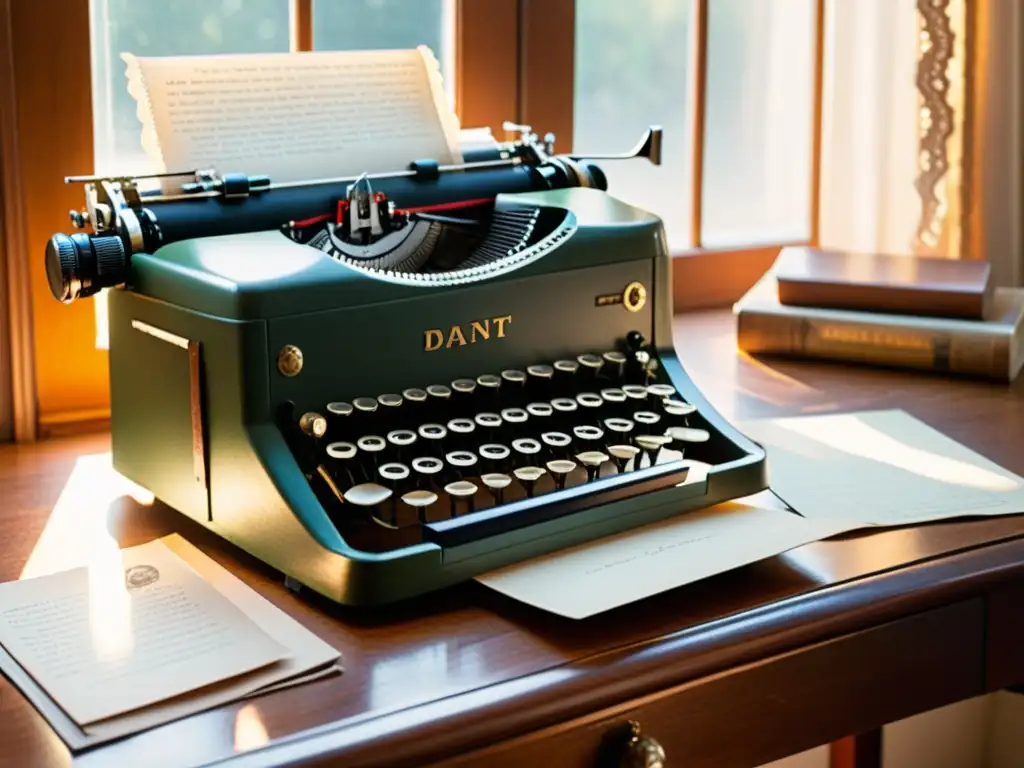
xmin=402 ymin=388 xmax=428 ymax=403
xmin=353 ymin=397 xmax=378 ymax=413
xmin=527 ymin=364 xmax=554 ymax=379
xmin=511 ymin=437 xmax=542 ymax=460
xmin=526 ymin=402 xmax=553 ymax=418
xmin=479 ymin=443 xmax=511 ymax=471
xmin=386 ymin=429 xmax=417 ymax=462
xmin=378 ymin=462 xmax=410 ymax=485
xmin=500 ymin=407 xmax=528 ymax=425
xmin=445 ymin=418 xmax=474 ymax=452
xmin=417 ymin=423 xmax=447 ymax=457
xmin=608 ymin=444 xmax=640 ymax=473
xmin=299 ymin=412 xmax=328 ymax=439
xmin=474 ymin=412 xmax=502 ymax=441
xmin=666 ymin=426 xmax=711 ymax=444
xmin=426 ymin=384 xmax=452 ymax=421
xmin=526 ymin=364 xmax=555 ymax=398
xmin=575 ymin=393 xmax=603 ymax=425
xmin=573 ymin=425 xmax=604 ymax=451
xmin=604 ymin=417 xmax=635 ymax=438
xmin=444 ymin=480 xmax=479 ymax=516
xmin=500 ymin=407 xmax=528 ymax=442
xmin=550 ymin=397 xmax=578 ymax=432
xmin=513 ymin=466 xmax=546 ymax=497
xmin=426 ymin=384 xmax=451 ymax=399
xmin=356 ymin=435 xmax=386 ymax=472
xmin=663 ymin=399 xmax=697 ymax=420
xmin=477 ymin=374 xmax=501 ymax=388
xmin=577 ymin=354 xmax=603 ymax=383
xmin=600 ymin=388 xmax=626 ymax=404
xmin=481 ymin=472 xmax=513 ymax=504
xmin=577 ymin=450 xmax=609 ymax=482
xmin=635 ymin=434 xmax=672 ymax=467
xmin=418 ymin=423 xmax=447 ymax=439
xmin=541 ymin=432 xmax=572 ymax=457
xmin=326 ymin=441 xmax=357 ymax=460
xmin=633 ymin=410 xmax=661 ymax=427
xmin=554 ymin=359 xmax=579 ymax=374
xmin=602 ymin=350 xmax=628 ymax=381
xmin=344 ymin=482 xmax=394 ymax=524
xmin=452 ymin=378 xmax=476 ymax=394
xmin=551 ymin=397 xmax=577 ymax=413
xmin=378 ymin=393 xmax=403 ymax=408
xmin=622 ymin=385 xmax=648 ymax=402
xmin=479 ymin=443 xmax=511 ymax=460
xmin=546 ymin=459 xmax=577 ymax=490
xmin=411 ymin=456 xmax=444 ymax=479
xmin=647 ymin=383 xmax=676 ymax=399
xmin=327 ymin=402 xmax=353 ymax=417
xmin=357 ymin=435 xmax=386 ymax=451
xmin=387 ymin=429 xmax=417 ymax=447
xmin=502 ymin=369 xmax=527 ymax=384
xmin=343 ymin=482 xmax=392 ymax=507
xmin=446 ymin=449 xmax=477 ymax=465
xmin=401 ymin=489 xmax=437 ymax=523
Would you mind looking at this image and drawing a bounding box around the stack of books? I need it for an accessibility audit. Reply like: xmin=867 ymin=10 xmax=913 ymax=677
xmin=734 ymin=246 xmax=1024 ymax=382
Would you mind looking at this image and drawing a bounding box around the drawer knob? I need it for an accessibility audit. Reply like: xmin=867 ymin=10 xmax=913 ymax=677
xmin=622 ymin=720 xmax=666 ymax=768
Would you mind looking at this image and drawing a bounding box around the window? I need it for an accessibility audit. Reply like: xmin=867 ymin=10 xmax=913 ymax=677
xmin=573 ymin=0 xmax=818 ymax=251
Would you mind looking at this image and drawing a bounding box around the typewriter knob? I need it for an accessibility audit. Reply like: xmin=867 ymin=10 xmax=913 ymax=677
xmin=46 ymin=232 xmax=128 ymax=303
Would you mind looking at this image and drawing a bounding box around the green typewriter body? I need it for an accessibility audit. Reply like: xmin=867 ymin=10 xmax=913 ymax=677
xmin=47 ymin=128 xmax=767 ymax=606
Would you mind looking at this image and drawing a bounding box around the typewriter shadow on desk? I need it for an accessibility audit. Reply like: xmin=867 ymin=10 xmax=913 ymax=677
xmin=23 ymin=448 xmax=827 ymax=663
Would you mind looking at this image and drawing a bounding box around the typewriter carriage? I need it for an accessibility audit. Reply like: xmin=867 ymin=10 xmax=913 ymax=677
xmin=48 ymin=125 xmax=768 ymax=606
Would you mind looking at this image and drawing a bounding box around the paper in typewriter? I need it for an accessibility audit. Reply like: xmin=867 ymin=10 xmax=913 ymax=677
xmin=739 ymin=408 xmax=1024 ymax=526
xmin=121 ymin=46 xmax=462 ymax=184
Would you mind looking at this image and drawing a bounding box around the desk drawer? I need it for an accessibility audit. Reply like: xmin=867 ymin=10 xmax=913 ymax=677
xmin=439 ymin=600 xmax=984 ymax=768
xmin=987 ymin=585 xmax=1024 ymax=691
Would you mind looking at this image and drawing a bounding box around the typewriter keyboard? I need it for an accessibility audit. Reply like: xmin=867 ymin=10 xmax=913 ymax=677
xmin=279 ymin=335 xmax=721 ymax=552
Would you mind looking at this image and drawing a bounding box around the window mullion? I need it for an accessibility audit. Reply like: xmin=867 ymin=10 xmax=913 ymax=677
xmin=290 ymin=0 xmax=313 ymax=52
xmin=689 ymin=0 xmax=709 ymax=249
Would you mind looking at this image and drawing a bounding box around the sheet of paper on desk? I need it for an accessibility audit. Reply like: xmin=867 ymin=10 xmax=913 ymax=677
xmin=0 ymin=537 xmax=289 ymax=726
xmin=739 ymin=408 xmax=1024 ymax=527
xmin=477 ymin=493 xmax=856 ymax=619
xmin=0 ymin=535 xmax=342 ymax=751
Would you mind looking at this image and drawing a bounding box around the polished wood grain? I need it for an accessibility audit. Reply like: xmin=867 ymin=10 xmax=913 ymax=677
xmin=439 ymin=601 xmax=982 ymax=768
xmin=0 ymin=309 xmax=1022 ymax=767
xmin=986 ymin=584 xmax=1024 ymax=692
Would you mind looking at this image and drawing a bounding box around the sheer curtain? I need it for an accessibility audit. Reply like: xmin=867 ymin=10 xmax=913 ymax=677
xmin=817 ymin=0 xmax=921 ymax=257
xmin=818 ymin=0 xmax=1024 ymax=289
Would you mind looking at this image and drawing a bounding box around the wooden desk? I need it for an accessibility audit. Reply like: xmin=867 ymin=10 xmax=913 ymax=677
xmin=1 ymin=308 xmax=1023 ymax=767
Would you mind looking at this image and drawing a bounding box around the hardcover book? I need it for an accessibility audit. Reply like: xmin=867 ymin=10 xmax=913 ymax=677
xmin=773 ymin=246 xmax=993 ymax=320
xmin=735 ymin=270 xmax=1024 ymax=382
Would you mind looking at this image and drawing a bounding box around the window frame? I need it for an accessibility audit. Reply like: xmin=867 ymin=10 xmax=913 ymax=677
xmin=534 ymin=0 xmax=826 ymax=312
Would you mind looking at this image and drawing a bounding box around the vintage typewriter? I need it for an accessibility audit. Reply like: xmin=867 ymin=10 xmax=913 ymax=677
xmin=44 ymin=124 xmax=767 ymax=606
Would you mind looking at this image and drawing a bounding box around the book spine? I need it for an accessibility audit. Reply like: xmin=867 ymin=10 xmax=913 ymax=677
xmin=736 ymin=308 xmax=1011 ymax=380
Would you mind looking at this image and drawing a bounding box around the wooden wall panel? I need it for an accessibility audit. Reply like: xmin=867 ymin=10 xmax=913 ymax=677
xmin=9 ymin=0 xmax=108 ymax=427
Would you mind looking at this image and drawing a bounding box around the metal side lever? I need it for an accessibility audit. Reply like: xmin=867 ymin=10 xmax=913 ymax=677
xmin=570 ymin=126 xmax=663 ymax=167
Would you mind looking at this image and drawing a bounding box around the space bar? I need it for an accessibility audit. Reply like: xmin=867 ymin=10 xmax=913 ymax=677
xmin=423 ymin=461 xmax=696 ymax=548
